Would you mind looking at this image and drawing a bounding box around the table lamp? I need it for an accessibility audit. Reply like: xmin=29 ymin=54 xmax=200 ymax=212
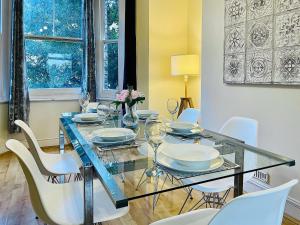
xmin=171 ymin=54 xmax=200 ymax=115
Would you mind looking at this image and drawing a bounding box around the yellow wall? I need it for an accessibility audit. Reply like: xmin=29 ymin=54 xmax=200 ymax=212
xmin=148 ymin=0 xmax=189 ymax=117
xmin=145 ymin=0 xmax=202 ymax=117
xmin=0 ymin=104 xmax=8 ymax=153
xmin=136 ymin=0 xmax=150 ymax=109
xmin=188 ymin=0 xmax=202 ymax=108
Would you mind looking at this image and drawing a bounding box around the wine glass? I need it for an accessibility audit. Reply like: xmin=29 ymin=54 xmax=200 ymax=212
xmin=144 ymin=115 xmax=167 ymax=177
xmin=79 ymin=92 xmax=90 ymax=113
xmin=167 ymin=98 xmax=179 ymax=121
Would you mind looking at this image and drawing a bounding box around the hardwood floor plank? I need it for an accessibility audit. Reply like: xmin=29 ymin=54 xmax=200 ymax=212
xmin=0 ymin=150 xmax=299 ymax=225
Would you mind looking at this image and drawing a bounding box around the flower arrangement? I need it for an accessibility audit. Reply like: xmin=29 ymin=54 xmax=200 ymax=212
xmin=113 ymin=86 xmax=145 ymax=127
xmin=113 ymin=86 xmax=145 ymax=108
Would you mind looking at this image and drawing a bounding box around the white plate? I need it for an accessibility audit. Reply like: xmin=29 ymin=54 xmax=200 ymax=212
xmin=72 ymin=117 xmax=105 ymax=124
xmin=167 ymin=129 xmax=201 ymax=136
xmin=137 ymin=110 xmax=158 ymax=116
xmin=92 ymin=128 xmax=135 ymax=142
xmin=91 ymin=136 xmax=135 ymax=147
xmin=169 ymin=122 xmax=198 ymax=133
xmin=74 ymin=113 xmax=99 ymax=121
xmin=158 ymin=153 xmax=224 ymax=173
xmin=137 ymin=110 xmax=159 ymax=120
xmin=161 ymin=144 xmax=220 ymax=163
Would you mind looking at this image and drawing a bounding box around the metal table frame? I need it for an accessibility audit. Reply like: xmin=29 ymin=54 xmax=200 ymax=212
xmin=59 ymin=114 xmax=295 ymax=225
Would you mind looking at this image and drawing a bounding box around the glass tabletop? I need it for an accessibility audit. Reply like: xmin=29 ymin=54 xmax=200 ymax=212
xmin=59 ymin=112 xmax=295 ymax=208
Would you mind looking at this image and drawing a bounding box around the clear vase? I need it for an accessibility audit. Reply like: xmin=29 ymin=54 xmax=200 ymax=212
xmin=122 ymin=104 xmax=139 ymax=127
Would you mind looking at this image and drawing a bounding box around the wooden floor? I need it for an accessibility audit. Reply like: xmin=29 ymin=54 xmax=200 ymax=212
xmin=0 ymin=149 xmax=299 ymax=225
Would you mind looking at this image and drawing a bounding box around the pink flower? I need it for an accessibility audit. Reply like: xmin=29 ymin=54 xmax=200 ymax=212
xmin=131 ymin=90 xmax=140 ymax=100
xmin=116 ymin=90 xmax=129 ymax=102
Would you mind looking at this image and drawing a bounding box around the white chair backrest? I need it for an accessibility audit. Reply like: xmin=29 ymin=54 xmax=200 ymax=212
xmin=5 ymin=139 xmax=57 ymax=225
xmin=209 ymin=179 xmax=298 ymax=225
xmin=220 ymin=117 xmax=258 ymax=182
xmin=178 ymin=108 xmax=201 ymax=124
xmin=219 ymin=117 xmax=258 ymax=147
xmin=14 ymin=120 xmax=49 ymax=175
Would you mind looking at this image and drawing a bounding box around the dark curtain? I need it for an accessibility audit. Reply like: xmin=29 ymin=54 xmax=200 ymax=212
xmin=82 ymin=0 xmax=96 ymax=101
xmin=123 ymin=0 xmax=137 ymax=90
xmin=8 ymin=0 xmax=30 ymax=133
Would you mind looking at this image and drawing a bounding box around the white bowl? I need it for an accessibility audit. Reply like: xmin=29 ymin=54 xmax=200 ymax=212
xmin=169 ymin=122 xmax=197 ymax=133
xmin=160 ymin=143 xmax=220 ymax=170
xmin=158 ymin=153 xmax=224 ymax=172
xmin=92 ymin=128 xmax=135 ymax=142
xmin=137 ymin=110 xmax=159 ymax=118
xmin=74 ymin=113 xmax=99 ymax=121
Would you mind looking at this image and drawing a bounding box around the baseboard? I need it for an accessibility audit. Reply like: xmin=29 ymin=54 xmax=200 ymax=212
xmin=0 ymin=137 xmax=60 ymax=155
xmin=37 ymin=137 xmax=59 ymax=147
xmin=245 ymin=178 xmax=300 ymax=221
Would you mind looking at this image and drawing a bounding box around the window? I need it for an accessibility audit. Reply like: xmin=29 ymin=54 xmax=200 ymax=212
xmin=97 ymin=0 xmax=125 ymax=99
xmin=24 ymin=0 xmax=83 ymax=99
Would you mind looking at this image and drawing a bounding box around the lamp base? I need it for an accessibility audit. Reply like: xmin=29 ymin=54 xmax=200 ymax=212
xmin=178 ymin=97 xmax=194 ymax=117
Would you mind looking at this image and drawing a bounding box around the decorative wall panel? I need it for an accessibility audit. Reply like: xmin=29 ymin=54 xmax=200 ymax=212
xmin=224 ymin=0 xmax=300 ymax=85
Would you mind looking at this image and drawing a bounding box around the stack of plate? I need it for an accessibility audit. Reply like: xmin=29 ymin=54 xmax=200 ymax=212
xmin=168 ymin=121 xmax=201 ymax=136
xmin=73 ymin=113 xmax=105 ymax=124
xmin=157 ymin=143 xmax=224 ymax=172
xmin=137 ymin=110 xmax=159 ymax=120
xmin=91 ymin=128 xmax=136 ymax=147
xmin=86 ymin=103 xmax=99 ymax=113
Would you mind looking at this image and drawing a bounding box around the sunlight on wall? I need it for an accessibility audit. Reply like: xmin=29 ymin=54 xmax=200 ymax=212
xmin=145 ymin=0 xmax=202 ymax=118
xmin=148 ymin=0 xmax=189 ymax=117
xmin=188 ymin=0 xmax=202 ymax=110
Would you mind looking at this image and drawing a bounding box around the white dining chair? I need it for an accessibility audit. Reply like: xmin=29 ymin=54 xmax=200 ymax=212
xmin=150 ymin=179 xmax=298 ymax=225
xmin=178 ymin=108 xmax=201 ymax=124
xmin=6 ymin=139 xmax=129 ymax=225
xmin=180 ymin=117 xmax=258 ymax=212
xmin=15 ymin=120 xmax=81 ymax=183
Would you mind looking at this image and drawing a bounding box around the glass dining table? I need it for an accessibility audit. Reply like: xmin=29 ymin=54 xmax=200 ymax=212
xmin=59 ymin=112 xmax=295 ymax=225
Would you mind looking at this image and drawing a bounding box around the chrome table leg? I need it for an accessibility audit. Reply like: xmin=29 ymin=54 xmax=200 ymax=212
xmin=84 ymin=163 xmax=94 ymax=225
xmin=59 ymin=129 xmax=65 ymax=154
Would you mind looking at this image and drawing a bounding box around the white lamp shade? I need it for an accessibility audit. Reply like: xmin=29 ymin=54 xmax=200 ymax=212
xmin=171 ymin=55 xmax=200 ymax=76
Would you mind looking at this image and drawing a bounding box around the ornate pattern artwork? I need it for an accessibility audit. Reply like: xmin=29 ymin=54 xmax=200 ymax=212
xmin=224 ymin=0 xmax=300 ymax=85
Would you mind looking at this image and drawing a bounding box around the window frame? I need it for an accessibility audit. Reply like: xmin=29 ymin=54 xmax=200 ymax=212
xmin=0 ymin=0 xmax=9 ymax=103
xmin=24 ymin=0 xmax=83 ymax=101
xmin=0 ymin=0 xmax=4 ymax=102
xmin=95 ymin=0 xmax=125 ymax=100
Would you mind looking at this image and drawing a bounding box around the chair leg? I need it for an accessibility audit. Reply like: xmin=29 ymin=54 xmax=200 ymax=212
xmin=135 ymin=169 xmax=147 ymax=190
xmin=178 ymin=188 xmax=193 ymax=214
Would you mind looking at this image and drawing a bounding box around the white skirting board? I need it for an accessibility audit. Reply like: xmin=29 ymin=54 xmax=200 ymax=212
xmin=0 ymin=137 xmax=60 ymax=154
xmin=244 ymin=178 xmax=300 ymax=221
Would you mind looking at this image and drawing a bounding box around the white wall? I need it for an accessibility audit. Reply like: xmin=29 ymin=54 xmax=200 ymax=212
xmin=202 ymin=0 xmax=300 ymax=219
xmin=0 ymin=101 xmax=80 ymax=153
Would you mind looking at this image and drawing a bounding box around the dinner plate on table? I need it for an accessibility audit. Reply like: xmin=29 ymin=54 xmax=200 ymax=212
xmin=157 ymin=143 xmax=223 ymax=172
xmin=92 ymin=128 xmax=136 ymax=142
xmin=91 ymin=136 xmax=136 ymax=147
xmin=73 ymin=113 xmax=105 ymax=124
xmin=168 ymin=122 xmax=198 ymax=133
xmin=137 ymin=110 xmax=159 ymax=120
xmin=157 ymin=154 xmax=224 ymax=173
xmin=167 ymin=128 xmax=202 ymax=137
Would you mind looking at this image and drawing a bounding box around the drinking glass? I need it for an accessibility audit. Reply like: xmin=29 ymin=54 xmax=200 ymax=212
xmin=167 ymin=98 xmax=179 ymax=121
xmin=144 ymin=115 xmax=166 ymax=177
xmin=79 ymin=92 xmax=90 ymax=113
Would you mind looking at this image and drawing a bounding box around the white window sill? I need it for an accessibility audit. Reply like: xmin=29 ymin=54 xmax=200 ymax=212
xmin=0 ymin=96 xmax=8 ymax=103
xmin=29 ymin=88 xmax=81 ymax=102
